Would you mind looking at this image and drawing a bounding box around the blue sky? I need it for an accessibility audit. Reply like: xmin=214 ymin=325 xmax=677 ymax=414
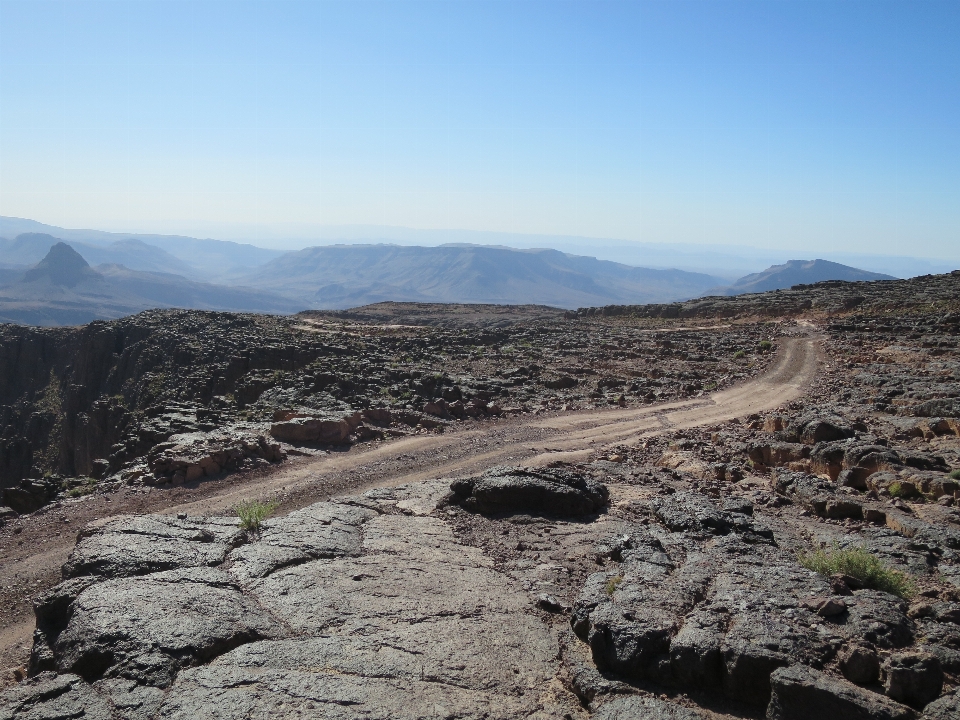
xmin=1 ymin=0 xmax=958 ymax=258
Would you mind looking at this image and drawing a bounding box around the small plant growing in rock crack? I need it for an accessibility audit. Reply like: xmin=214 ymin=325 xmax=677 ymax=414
xmin=798 ymin=545 xmax=916 ymax=599
xmin=605 ymin=575 xmax=623 ymax=596
xmin=887 ymin=481 xmax=909 ymax=498
xmin=732 ymin=350 xmax=746 ymax=359
xmin=949 ymin=469 xmax=960 ymax=480
xmin=757 ymin=340 xmax=773 ymax=352
xmin=235 ymin=499 xmax=279 ymax=533
xmin=66 ymin=477 xmax=98 ymax=498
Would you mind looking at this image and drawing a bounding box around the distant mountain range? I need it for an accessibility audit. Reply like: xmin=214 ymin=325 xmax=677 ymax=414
xmin=239 ymin=244 xmax=724 ymax=309
xmin=714 ymin=259 xmax=895 ymax=296
xmin=0 ymin=216 xmax=936 ymax=326
xmin=0 ymin=243 xmax=300 ymax=326
xmin=0 ymin=218 xmax=282 ymax=281
xmin=0 ymin=233 xmax=195 ymax=276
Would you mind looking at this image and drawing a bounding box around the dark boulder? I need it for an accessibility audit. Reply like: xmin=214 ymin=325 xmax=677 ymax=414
xmin=799 ymin=416 xmax=857 ymax=445
xmin=446 ymin=466 xmax=608 ymax=516
xmin=882 ymin=652 xmax=943 ymax=710
xmin=838 ymin=643 xmax=881 ymax=685
xmin=767 ymin=664 xmax=916 ymax=720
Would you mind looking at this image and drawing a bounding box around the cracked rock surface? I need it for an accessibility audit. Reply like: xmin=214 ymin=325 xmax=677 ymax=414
xmin=7 ymin=450 xmax=959 ymax=718
xmin=8 ymin=480 xmax=588 ymax=718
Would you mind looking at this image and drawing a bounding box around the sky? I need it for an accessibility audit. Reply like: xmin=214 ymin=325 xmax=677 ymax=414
xmin=0 ymin=0 xmax=958 ymax=258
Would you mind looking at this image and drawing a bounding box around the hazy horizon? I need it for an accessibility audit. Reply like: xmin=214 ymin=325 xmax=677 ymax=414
xmin=2 ymin=214 xmax=956 ymax=281
xmin=2 ymin=0 xmax=958 ymax=262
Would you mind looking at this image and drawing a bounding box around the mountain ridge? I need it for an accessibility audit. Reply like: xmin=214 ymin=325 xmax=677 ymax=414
xmin=0 ymin=243 xmax=302 ymax=326
xmin=241 ymin=243 xmax=726 ymax=309
xmin=716 ymin=259 xmax=896 ymax=296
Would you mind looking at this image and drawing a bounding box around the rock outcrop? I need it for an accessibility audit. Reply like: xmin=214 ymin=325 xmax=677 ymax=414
xmin=447 ymin=466 xmax=609 ymax=516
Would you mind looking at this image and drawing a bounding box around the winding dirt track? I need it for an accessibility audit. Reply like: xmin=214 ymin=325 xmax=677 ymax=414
xmin=168 ymin=332 xmax=818 ymax=515
xmin=0 ymin=332 xmax=818 ymax=680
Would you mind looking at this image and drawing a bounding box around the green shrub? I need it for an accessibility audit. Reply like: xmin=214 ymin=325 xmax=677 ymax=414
xmin=733 ymin=350 xmax=746 ymax=359
xmin=949 ymin=469 xmax=960 ymax=480
xmin=758 ymin=340 xmax=773 ymax=352
xmin=66 ymin=477 xmax=98 ymax=498
xmin=887 ymin=481 xmax=907 ymax=498
xmin=235 ymin=498 xmax=279 ymax=532
xmin=605 ymin=575 xmax=623 ymax=596
xmin=798 ymin=545 xmax=916 ymax=598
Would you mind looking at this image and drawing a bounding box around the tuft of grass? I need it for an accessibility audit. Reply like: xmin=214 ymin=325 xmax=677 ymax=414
xmin=235 ymin=498 xmax=279 ymax=532
xmin=732 ymin=350 xmax=746 ymax=359
xmin=758 ymin=340 xmax=773 ymax=352
xmin=887 ymin=481 xmax=910 ymax=498
xmin=798 ymin=545 xmax=916 ymax=599
xmin=605 ymin=575 xmax=623 ymax=596
xmin=66 ymin=477 xmax=98 ymax=498
xmin=949 ymin=469 xmax=960 ymax=480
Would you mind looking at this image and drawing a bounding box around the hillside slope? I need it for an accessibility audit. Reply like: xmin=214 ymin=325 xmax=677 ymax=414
xmin=718 ymin=259 xmax=894 ymax=295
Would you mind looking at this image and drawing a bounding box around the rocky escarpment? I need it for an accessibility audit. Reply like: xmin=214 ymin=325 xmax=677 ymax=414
xmin=0 ymin=308 xmax=776 ymax=515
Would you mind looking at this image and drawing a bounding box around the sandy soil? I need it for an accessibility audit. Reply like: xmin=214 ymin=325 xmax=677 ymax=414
xmin=0 ymin=331 xmax=818 ymax=684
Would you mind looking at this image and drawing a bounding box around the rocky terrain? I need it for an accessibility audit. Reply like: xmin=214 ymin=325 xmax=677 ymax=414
xmin=2 ymin=270 xmax=960 ymax=718
xmin=0 ymin=304 xmax=775 ymax=513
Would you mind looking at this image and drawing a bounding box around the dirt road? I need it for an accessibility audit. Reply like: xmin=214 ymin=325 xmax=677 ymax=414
xmin=0 ymin=332 xmax=818 ymax=682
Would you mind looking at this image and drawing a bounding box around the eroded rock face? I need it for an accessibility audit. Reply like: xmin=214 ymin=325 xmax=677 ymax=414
xmin=447 ymin=466 xmax=609 ymax=516
xmin=883 ymin=652 xmax=944 ymax=709
xmin=269 ymin=410 xmax=359 ymax=444
xmin=570 ymin=491 xmax=916 ymax=707
xmin=922 ymin=689 xmax=960 ymax=720
xmin=767 ymin=664 xmax=916 ymax=720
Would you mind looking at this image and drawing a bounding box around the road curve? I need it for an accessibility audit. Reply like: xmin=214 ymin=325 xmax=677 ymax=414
xmin=0 ymin=332 xmax=818 ymax=681
xmin=168 ymin=331 xmax=819 ymax=514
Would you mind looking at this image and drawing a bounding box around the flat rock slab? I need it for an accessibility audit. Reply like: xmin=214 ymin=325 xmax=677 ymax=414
xmin=6 ymin=481 xmax=581 ymax=719
xmin=246 ymin=514 xmax=531 ymax=632
xmin=0 ymin=673 xmax=115 ymax=720
xmin=226 ymin=502 xmax=373 ymax=581
xmin=62 ymin=515 xmax=245 ymax=580
xmin=155 ymin=666 xmax=541 ymax=720
xmin=54 ymin=566 xmax=282 ymax=687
